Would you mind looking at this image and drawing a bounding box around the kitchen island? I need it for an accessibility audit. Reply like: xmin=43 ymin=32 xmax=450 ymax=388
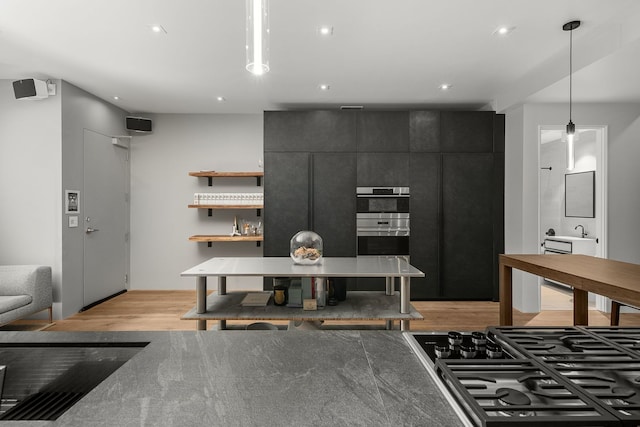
xmin=0 ymin=330 xmax=462 ymax=426
xmin=181 ymin=256 xmax=425 ymax=331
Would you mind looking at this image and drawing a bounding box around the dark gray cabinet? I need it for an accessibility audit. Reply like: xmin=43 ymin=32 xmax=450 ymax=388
xmin=409 ymin=153 xmax=440 ymax=299
xmin=264 ymin=110 xmax=356 ymax=152
xmin=409 ymin=111 xmax=440 ymax=152
xmin=263 ymin=152 xmax=310 ymax=257
xmin=263 ymin=152 xmax=357 ymax=258
xmin=441 ymin=111 xmax=495 ymax=152
xmin=440 ymin=153 xmax=495 ymax=299
xmin=357 ymin=152 xmax=410 ymax=187
xmin=312 ymin=153 xmax=357 ymax=257
xmin=357 ymin=111 xmax=409 ymax=152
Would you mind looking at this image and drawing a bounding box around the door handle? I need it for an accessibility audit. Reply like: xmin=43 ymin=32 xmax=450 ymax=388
xmin=86 ymin=227 xmax=100 ymax=233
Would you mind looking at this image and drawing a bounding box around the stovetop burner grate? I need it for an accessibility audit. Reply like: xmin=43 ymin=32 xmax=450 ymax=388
xmin=435 ymin=358 xmax=622 ymax=426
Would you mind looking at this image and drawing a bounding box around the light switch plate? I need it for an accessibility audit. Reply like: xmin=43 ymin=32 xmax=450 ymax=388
xmin=68 ymin=216 xmax=78 ymax=228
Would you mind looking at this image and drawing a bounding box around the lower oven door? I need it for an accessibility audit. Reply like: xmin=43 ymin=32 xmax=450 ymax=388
xmin=357 ymin=235 xmax=409 ymax=256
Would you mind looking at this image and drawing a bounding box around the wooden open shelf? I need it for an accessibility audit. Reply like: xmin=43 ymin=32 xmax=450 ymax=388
xmin=188 ymin=171 xmax=264 ymax=178
xmin=188 ymin=204 xmax=263 ymax=209
xmin=188 ymin=235 xmax=263 ymax=243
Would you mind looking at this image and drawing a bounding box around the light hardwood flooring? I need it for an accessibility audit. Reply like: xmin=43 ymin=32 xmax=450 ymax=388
xmin=34 ymin=288 xmax=640 ymax=332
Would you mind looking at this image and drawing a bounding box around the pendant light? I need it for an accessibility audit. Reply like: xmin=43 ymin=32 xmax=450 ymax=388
xmin=246 ymin=0 xmax=270 ymax=75
xmin=563 ymin=20 xmax=580 ymax=171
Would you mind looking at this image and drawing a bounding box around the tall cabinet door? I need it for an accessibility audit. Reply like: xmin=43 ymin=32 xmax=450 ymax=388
xmin=263 ymin=152 xmax=311 ymax=257
xmin=409 ymin=153 xmax=440 ymax=299
xmin=312 ymin=153 xmax=357 ymax=257
xmin=441 ymin=153 xmax=495 ymax=299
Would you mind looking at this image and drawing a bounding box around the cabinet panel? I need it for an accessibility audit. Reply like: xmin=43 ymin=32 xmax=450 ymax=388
xmin=409 ymin=111 xmax=440 ymax=152
xmin=263 ymin=152 xmax=310 ymax=257
xmin=357 ymin=153 xmax=410 ymax=187
xmin=409 ymin=153 xmax=441 ymax=299
xmin=264 ymin=111 xmax=356 ymax=152
xmin=441 ymin=111 xmax=495 ymax=153
xmin=441 ymin=153 xmax=495 ymax=299
xmin=312 ymin=153 xmax=357 ymax=257
xmin=356 ymin=111 xmax=409 ymax=152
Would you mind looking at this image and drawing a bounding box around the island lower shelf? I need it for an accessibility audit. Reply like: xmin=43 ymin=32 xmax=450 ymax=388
xmin=181 ymin=291 xmax=423 ymax=321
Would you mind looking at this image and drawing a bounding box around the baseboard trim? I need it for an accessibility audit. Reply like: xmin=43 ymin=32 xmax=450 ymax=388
xmin=80 ymin=289 xmax=127 ymax=312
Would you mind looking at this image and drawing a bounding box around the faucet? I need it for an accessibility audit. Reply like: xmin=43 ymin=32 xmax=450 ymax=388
xmin=575 ymin=224 xmax=587 ymax=238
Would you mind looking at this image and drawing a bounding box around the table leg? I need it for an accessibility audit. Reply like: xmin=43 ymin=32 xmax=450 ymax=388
xmin=400 ymin=276 xmax=410 ymax=313
xmin=499 ymin=262 xmax=513 ymax=326
xmin=573 ymin=289 xmax=589 ymax=325
xmin=400 ymin=276 xmax=411 ymax=331
xmin=385 ymin=320 xmax=394 ymax=330
xmin=219 ymin=276 xmax=227 ymax=330
xmin=196 ymin=276 xmax=207 ymax=331
xmin=385 ymin=277 xmax=394 ymax=296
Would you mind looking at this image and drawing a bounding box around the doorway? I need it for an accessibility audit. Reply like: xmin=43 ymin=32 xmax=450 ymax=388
xmin=82 ymin=130 xmax=129 ymax=308
xmin=538 ymin=125 xmax=608 ymax=311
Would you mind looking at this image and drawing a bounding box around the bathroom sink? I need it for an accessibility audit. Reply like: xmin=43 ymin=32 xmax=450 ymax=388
xmin=0 ymin=342 xmax=148 ymax=421
xmin=547 ymin=235 xmax=595 ymax=242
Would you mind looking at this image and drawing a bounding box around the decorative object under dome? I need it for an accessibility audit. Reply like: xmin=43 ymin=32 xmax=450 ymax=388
xmin=290 ymin=231 xmax=323 ymax=265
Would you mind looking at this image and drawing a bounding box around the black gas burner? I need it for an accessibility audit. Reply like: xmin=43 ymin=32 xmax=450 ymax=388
xmin=411 ymin=331 xmax=514 ymax=364
xmin=496 ymin=387 xmax=531 ymax=406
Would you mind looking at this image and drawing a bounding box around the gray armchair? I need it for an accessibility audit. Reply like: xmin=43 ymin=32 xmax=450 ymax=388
xmin=0 ymin=265 xmax=53 ymax=326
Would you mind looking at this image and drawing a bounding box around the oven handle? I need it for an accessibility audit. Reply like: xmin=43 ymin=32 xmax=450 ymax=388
xmin=356 ymin=194 xmax=410 ymax=198
xmin=357 ymin=230 xmax=410 ymax=237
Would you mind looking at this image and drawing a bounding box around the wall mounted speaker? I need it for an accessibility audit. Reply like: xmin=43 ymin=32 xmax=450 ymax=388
xmin=125 ymin=116 xmax=153 ymax=133
xmin=13 ymin=79 xmax=49 ymax=100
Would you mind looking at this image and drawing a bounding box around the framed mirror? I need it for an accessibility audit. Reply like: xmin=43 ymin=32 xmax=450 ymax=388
xmin=565 ymin=171 xmax=595 ymax=218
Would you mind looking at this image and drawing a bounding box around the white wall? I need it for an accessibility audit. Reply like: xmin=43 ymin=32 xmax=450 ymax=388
xmin=129 ymin=114 xmax=264 ymax=291
xmin=0 ymin=79 xmax=62 ymax=318
xmin=505 ymin=102 xmax=640 ymax=312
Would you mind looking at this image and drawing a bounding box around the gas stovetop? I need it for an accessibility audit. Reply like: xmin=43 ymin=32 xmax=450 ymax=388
xmin=405 ymin=327 xmax=640 ymax=427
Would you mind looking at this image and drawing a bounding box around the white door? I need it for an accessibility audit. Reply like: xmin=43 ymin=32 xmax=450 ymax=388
xmin=83 ymin=129 xmax=129 ymax=308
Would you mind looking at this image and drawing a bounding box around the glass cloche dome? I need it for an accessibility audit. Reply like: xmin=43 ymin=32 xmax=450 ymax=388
xmin=290 ymin=231 xmax=323 ymax=265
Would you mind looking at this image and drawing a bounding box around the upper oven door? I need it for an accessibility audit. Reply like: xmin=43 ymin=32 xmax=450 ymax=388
xmin=356 ymin=187 xmax=410 ymax=213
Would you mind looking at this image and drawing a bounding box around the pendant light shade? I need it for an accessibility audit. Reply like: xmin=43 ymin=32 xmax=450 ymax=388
xmin=563 ymin=20 xmax=580 ymax=170
xmin=246 ymin=0 xmax=270 ymax=75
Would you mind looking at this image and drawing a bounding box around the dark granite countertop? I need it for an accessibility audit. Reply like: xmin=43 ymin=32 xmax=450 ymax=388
xmin=0 ymin=331 xmax=462 ymax=426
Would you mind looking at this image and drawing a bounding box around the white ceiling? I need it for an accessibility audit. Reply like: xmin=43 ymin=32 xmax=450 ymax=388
xmin=1 ymin=0 xmax=640 ymax=114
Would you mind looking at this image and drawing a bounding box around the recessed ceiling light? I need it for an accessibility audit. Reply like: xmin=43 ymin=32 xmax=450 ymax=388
xmin=150 ymin=25 xmax=167 ymax=34
xmin=113 ymin=96 xmax=120 ymax=100
xmin=319 ymin=84 xmax=330 ymax=91
xmin=439 ymin=84 xmax=452 ymax=91
xmin=493 ymin=25 xmax=515 ymax=36
xmin=216 ymin=96 xmax=226 ymax=102
xmin=318 ymin=26 xmax=333 ymax=36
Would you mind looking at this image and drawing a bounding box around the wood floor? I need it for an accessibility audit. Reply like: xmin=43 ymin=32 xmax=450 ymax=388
xmin=37 ymin=289 xmax=640 ymax=332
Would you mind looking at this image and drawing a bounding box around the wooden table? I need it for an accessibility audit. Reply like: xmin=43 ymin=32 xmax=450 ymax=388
xmin=500 ymin=254 xmax=640 ymax=326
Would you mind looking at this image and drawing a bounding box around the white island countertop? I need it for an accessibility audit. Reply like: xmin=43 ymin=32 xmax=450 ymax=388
xmin=181 ymin=256 xmax=425 ymax=278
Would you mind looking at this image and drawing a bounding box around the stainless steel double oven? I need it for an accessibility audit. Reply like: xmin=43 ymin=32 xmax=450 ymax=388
xmin=356 ymin=186 xmax=410 ymax=295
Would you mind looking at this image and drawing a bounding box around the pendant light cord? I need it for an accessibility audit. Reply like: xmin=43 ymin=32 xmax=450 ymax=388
xmin=569 ymin=28 xmax=573 ymax=122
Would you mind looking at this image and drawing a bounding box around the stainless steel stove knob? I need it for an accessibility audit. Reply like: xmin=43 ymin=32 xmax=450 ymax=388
xmin=448 ymin=331 xmax=463 ymax=346
xmin=434 ymin=344 xmax=451 ymax=359
xmin=486 ymin=342 xmax=503 ymax=359
xmin=471 ymin=331 xmax=487 ymax=346
xmin=460 ymin=344 xmax=477 ymax=359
